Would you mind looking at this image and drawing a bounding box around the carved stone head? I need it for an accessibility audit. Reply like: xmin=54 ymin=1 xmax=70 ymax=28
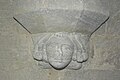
xmin=33 ymin=32 xmax=89 ymax=70
xmin=46 ymin=33 xmax=74 ymax=69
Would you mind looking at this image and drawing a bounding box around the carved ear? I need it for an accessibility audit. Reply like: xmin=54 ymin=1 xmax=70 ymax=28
xmin=73 ymin=34 xmax=89 ymax=63
xmin=33 ymin=42 xmax=43 ymax=60
xmin=33 ymin=34 xmax=52 ymax=61
xmin=67 ymin=60 xmax=82 ymax=70
xmin=81 ymin=51 xmax=89 ymax=61
xmin=76 ymin=50 xmax=83 ymax=62
xmin=76 ymin=51 xmax=89 ymax=63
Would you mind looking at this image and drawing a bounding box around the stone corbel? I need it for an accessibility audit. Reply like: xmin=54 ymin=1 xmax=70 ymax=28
xmin=32 ymin=32 xmax=90 ymax=70
xmin=14 ymin=0 xmax=109 ymax=70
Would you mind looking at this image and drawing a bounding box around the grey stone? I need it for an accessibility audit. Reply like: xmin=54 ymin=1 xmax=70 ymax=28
xmin=0 ymin=0 xmax=120 ymax=80
xmin=13 ymin=0 xmax=109 ymax=70
xmin=63 ymin=70 xmax=120 ymax=80
xmin=107 ymin=11 xmax=120 ymax=35
xmin=84 ymin=36 xmax=120 ymax=70
xmin=14 ymin=0 xmax=109 ymax=34
xmin=92 ymin=22 xmax=107 ymax=35
xmin=32 ymin=32 xmax=89 ymax=70
xmin=0 ymin=0 xmax=14 ymax=18
xmin=13 ymin=0 xmax=40 ymax=15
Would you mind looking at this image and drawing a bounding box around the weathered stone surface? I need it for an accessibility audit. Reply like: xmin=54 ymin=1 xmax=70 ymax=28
xmin=107 ymin=0 xmax=120 ymax=16
xmin=13 ymin=0 xmax=109 ymax=71
xmin=14 ymin=0 xmax=109 ymax=34
xmin=0 ymin=18 xmax=31 ymax=71
xmin=0 ymin=0 xmax=120 ymax=80
xmin=13 ymin=0 xmax=40 ymax=14
xmin=0 ymin=0 xmax=14 ymax=18
xmin=32 ymin=32 xmax=89 ymax=70
xmin=14 ymin=9 xmax=108 ymax=34
xmin=107 ymin=11 xmax=120 ymax=35
xmin=92 ymin=22 xmax=107 ymax=35
xmin=63 ymin=70 xmax=120 ymax=80
xmin=83 ymin=35 xmax=120 ymax=70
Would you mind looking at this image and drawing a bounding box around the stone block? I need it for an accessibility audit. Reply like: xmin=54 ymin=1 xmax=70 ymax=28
xmin=84 ymin=36 xmax=120 ymax=70
xmin=63 ymin=70 xmax=120 ymax=80
xmin=107 ymin=11 xmax=120 ymax=36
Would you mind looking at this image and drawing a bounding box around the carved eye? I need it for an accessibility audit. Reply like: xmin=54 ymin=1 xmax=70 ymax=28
xmin=61 ymin=44 xmax=73 ymax=53
xmin=46 ymin=42 xmax=58 ymax=53
xmin=65 ymin=45 xmax=72 ymax=49
xmin=65 ymin=47 xmax=71 ymax=51
xmin=47 ymin=43 xmax=57 ymax=48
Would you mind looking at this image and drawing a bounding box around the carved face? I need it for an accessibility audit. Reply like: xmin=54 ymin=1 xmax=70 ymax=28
xmin=46 ymin=34 xmax=74 ymax=69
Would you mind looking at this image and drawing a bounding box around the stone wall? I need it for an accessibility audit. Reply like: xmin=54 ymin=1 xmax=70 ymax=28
xmin=0 ymin=0 xmax=120 ymax=80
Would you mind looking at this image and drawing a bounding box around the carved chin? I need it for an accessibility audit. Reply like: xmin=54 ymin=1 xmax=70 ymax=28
xmin=49 ymin=60 xmax=71 ymax=70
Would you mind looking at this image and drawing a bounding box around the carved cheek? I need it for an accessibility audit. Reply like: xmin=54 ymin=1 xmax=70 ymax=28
xmin=61 ymin=44 xmax=73 ymax=60
xmin=46 ymin=44 xmax=56 ymax=56
xmin=46 ymin=43 xmax=60 ymax=60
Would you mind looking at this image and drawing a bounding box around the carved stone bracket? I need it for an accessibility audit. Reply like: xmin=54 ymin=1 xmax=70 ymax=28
xmin=13 ymin=0 xmax=109 ymax=70
xmin=32 ymin=32 xmax=90 ymax=70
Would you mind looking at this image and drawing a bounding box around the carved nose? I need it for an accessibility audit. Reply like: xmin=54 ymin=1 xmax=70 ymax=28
xmin=56 ymin=46 xmax=63 ymax=61
xmin=49 ymin=46 xmax=70 ymax=69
